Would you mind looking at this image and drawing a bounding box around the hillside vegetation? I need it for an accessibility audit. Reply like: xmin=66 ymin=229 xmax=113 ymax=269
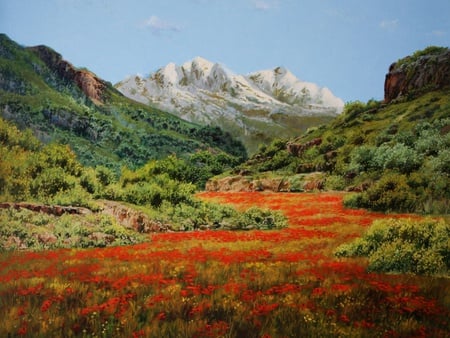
xmin=0 ymin=117 xmax=286 ymax=250
xmin=222 ymin=47 xmax=450 ymax=214
xmin=0 ymin=34 xmax=246 ymax=174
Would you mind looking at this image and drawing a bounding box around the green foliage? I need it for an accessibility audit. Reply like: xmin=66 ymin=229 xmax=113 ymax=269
xmin=372 ymin=143 xmax=421 ymax=174
xmin=0 ymin=208 xmax=142 ymax=250
xmin=345 ymin=172 xmax=417 ymax=212
xmin=336 ymin=217 xmax=450 ymax=276
xmin=395 ymin=46 xmax=448 ymax=68
xmin=0 ymin=34 xmax=246 ymax=173
xmin=324 ymin=175 xmax=346 ymax=191
xmin=237 ymin=68 xmax=450 ymax=213
xmin=235 ymin=207 xmax=287 ymax=230
xmin=114 ymin=160 xmax=288 ymax=231
xmin=30 ymin=167 xmax=75 ymax=199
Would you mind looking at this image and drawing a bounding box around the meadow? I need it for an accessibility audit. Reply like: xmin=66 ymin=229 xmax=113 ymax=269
xmin=1 ymin=192 xmax=448 ymax=337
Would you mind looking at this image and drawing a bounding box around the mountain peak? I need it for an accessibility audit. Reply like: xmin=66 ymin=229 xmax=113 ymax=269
xmin=274 ymin=66 xmax=289 ymax=75
xmin=116 ymin=58 xmax=344 ymax=153
xmin=192 ymin=56 xmax=213 ymax=66
xmin=183 ymin=57 xmax=215 ymax=73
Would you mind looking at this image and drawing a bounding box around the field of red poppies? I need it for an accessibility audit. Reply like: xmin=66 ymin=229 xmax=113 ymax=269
xmin=1 ymin=192 xmax=449 ymax=337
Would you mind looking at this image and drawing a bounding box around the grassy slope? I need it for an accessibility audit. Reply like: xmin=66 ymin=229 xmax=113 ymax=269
xmin=0 ymin=34 xmax=246 ymax=173
xmin=223 ymin=81 xmax=449 ymax=213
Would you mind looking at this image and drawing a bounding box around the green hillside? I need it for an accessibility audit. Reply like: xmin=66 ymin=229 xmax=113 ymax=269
xmin=224 ymin=48 xmax=450 ymax=214
xmin=0 ymin=117 xmax=287 ymax=250
xmin=0 ymin=34 xmax=246 ymax=174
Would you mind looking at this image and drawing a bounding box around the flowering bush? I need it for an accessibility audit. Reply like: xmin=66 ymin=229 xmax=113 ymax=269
xmin=336 ymin=217 xmax=449 ymax=275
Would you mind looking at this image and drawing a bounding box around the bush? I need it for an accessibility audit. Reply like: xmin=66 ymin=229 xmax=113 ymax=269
xmin=373 ymin=143 xmax=420 ymax=174
xmin=236 ymin=207 xmax=287 ymax=230
xmin=122 ymin=182 xmax=165 ymax=208
xmin=30 ymin=167 xmax=76 ymax=199
xmin=51 ymin=184 xmax=98 ymax=210
xmin=325 ymin=175 xmax=347 ymax=191
xmin=347 ymin=172 xmax=417 ymax=212
xmin=336 ymin=217 xmax=450 ymax=276
xmin=349 ymin=145 xmax=376 ymax=173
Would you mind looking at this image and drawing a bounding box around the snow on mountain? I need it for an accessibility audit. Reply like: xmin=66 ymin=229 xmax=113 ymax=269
xmin=115 ymin=58 xmax=344 ymax=153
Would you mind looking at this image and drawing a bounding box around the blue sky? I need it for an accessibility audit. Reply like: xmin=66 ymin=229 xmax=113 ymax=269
xmin=1 ymin=0 xmax=449 ymax=102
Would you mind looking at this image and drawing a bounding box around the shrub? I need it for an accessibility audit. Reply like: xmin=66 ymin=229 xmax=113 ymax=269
xmin=51 ymin=184 xmax=98 ymax=210
xmin=236 ymin=207 xmax=287 ymax=230
xmin=30 ymin=167 xmax=76 ymax=199
xmin=348 ymin=172 xmax=417 ymax=212
xmin=96 ymin=165 xmax=117 ymax=186
xmin=372 ymin=143 xmax=421 ymax=174
xmin=336 ymin=218 xmax=450 ymax=276
xmin=80 ymin=167 xmax=100 ymax=194
xmin=348 ymin=145 xmax=376 ymax=173
xmin=324 ymin=175 xmax=347 ymax=191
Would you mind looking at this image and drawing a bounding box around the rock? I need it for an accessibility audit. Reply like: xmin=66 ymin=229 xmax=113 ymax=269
xmin=303 ymin=180 xmax=324 ymax=191
xmin=89 ymin=232 xmax=115 ymax=244
xmin=325 ymin=150 xmax=338 ymax=161
xmin=287 ymin=138 xmax=322 ymax=157
xmin=27 ymin=45 xmax=110 ymax=104
xmin=384 ymin=47 xmax=450 ymax=103
xmin=296 ymin=163 xmax=316 ymax=173
xmin=346 ymin=182 xmax=371 ymax=192
xmin=206 ymin=175 xmax=290 ymax=192
xmin=99 ymin=201 xmax=172 ymax=232
xmin=4 ymin=236 xmax=27 ymax=250
xmin=0 ymin=202 xmax=92 ymax=216
xmin=37 ymin=232 xmax=58 ymax=245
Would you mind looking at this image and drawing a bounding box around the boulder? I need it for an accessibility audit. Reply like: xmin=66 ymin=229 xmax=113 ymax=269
xmin=384 ymin=47 xmax=450 ymax=103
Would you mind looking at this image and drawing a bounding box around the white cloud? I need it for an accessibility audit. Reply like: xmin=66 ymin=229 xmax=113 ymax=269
xmin=252 ymin=0 xmax=279 ymax=11
xmin=143 ymin=15 xmax=181 ymax=35
xmin=380 ymin=19 xmax=399 ymax=30
xmin=431 ymin=30 xmax=446 ymax=37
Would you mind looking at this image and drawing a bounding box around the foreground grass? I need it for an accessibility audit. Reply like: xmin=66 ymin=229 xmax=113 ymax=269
xmin=0 ymin=192 xmax=448 ymax=337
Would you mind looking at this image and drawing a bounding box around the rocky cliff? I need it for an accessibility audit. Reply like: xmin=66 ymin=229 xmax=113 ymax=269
xmin=28 ymin=45 xmax=110 ymax=104
xmin=384 ymin=46 xmax=450 ymax=103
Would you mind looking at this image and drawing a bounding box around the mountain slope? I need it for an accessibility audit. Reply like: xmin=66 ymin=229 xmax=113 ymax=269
xmin=207 ymin=46 xmax=450 ymax=214
xmin=0 ymin=34 xmax=246 ymax=172
xmin=115 ymin=57 xmax=344 ymax=154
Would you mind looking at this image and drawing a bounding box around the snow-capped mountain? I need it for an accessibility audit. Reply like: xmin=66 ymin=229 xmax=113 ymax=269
xmin=115 ymin=57 xmax=344 ymax=153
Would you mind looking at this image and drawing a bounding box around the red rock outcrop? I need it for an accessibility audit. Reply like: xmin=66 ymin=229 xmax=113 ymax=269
xmin=0 ymin=202 xmax=91 ymax=216
xmin=28 ymin=45 xmax=109 ymax=104
xmin=99 ymin=201 xmax=173 ymax=233
xmin=384 ymin=47 xmax=450 ymax=103
xmin=205 ymin=175 xmax=291 ymax=192
xmin=287 ymin=138 xmax=322 ymax=157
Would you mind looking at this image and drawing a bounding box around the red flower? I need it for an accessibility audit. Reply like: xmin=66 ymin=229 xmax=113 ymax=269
xmin=312 ymin=287 xmax=326 ymax=297
xmin=40 ymin=299 xmax=52 ymax=312
xmin=339 ymin=314 xmax=350 ymax=324
xmin=17 ymin=307 xmax=26 ymax=317
xmin=17 ymin=325 xmax=27 ymax=336
xmin=132 ymin=329 xmax=146 ymax=338
xmin=156 ymin=312 xmax=166 ymax=321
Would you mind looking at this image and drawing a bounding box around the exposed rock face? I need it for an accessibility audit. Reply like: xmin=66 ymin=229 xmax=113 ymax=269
xmin=0 ymin=202 xmax=91 ymax=216
xmin=287 ymin=138 xmax=322 ymax=157
xmin=27 ymin=45 xmax=110 ymax=104
xmin=205 ymin=175 xmax=287 ymax=192
xmin=384 ymin=47 xmax=450 ymax=103
xmin=205 ymin=173 xmax=324 ymax=192
xmin=99 ymin=201 xmax=173 ymax=233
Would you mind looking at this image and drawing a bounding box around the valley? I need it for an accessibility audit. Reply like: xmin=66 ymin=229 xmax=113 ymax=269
xmin=0 ymin=34 xmax=449 ymax=337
